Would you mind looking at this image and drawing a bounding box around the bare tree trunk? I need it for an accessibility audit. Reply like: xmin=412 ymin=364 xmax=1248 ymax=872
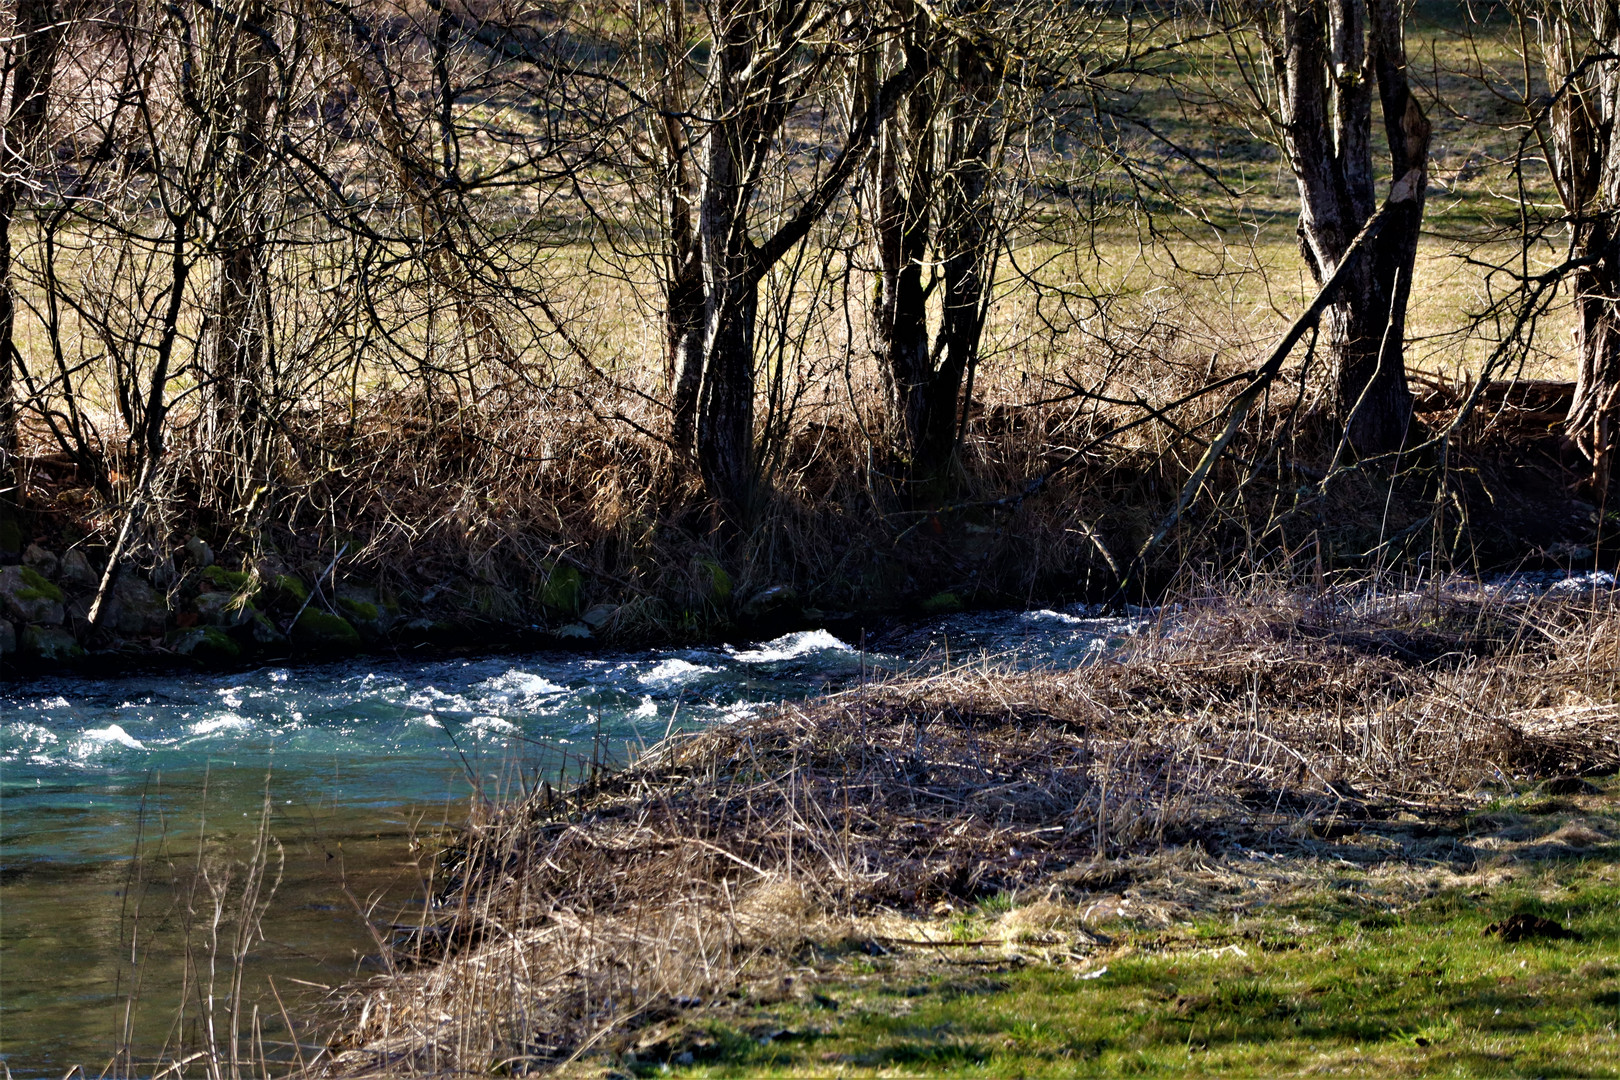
xmin=1547 ymin=3 xmax=1620 ymax=489
xmin=656 ymin=0 xmax=706 ymax=454
xmin=202 ymin=0 xmax=273 ymax=473
xmin=0 ymin=0 xmax=65 ymax=490
xmin=870 ymin=8 xmax=934 ymax=476
xmin=868 ymin=4 xmax=1000 ymax=492
xmin=927 ymin=36 xmax=996 ymax=477
xmin=1265 ymin=0 xmax=1426 ymax=457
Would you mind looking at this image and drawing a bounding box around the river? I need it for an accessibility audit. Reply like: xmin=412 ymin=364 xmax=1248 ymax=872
xmin=0 ymin=607 xmax=1148 ymax=1076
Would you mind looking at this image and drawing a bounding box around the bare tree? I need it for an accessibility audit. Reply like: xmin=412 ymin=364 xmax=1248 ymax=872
xmin=0 ymin=0 xmax=67 ymax=490
xmin=1537 ymin=2 xmax=1620 ymax=488
xmin=1227 ymin=0 xmax=1430 ymax=457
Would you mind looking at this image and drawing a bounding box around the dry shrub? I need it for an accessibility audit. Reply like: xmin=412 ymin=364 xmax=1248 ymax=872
xmin=322 ymin=581 xmax=1620 ymax=1074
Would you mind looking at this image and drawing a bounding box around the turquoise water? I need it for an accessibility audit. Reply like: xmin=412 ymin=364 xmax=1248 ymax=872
xmin=0 ymin=611 xmax=1145 ymax=1075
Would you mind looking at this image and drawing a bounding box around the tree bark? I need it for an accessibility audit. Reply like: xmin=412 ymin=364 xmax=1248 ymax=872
xmin=1547 ymin=2 xmax=1620 ymax=489
xmin=1267 ymin=0 xmax=1426 ymax=457
xmin=869 ymin=6 xmax=996 ymax=491
xmin=202 ymin=0 xmax=274 ymax=464
xmin=0 ymin=0 xmax=66 ymax=489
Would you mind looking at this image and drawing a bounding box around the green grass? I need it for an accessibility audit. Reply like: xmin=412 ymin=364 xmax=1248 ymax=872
xmin=627 ymin=789 xmax=1620 ymax=1078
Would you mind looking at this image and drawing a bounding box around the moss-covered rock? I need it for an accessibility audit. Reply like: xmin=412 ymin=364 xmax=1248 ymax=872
xmin=336 ymin=586 xmax=396 ymax=643
xmin=246 ymin=610 xmax=288 ymax=647
xmin=920 ymin=591 xmax=963 ymax=614
xmin=266 ymin=574 xmax=309 ymax=611
xmin=200 ymin=565 xmax=258 ymax=600
xmin=22 ymin=624 xmax=83 ymax=662
xmin=291 ymin=609 xmax=361 ymax=651
xmin=0 ymin=566 xmax=65 ymax=625
xmin=167 ymin=625 xmax=241 ymax=663
xmin=193 ymin=590 xmax=254 ymax=628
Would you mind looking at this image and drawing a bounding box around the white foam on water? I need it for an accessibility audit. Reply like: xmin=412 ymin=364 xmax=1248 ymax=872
xmin=639 ymin=658 xmax=718 ymax=686
xmin=729 ymin=629 xmax=853 ymax=663
xmin=479 ymin=670 xmax=567 ymax=698
xmin=36 ymin=696 xmax=71 ymax=710
xmin=217 ymin=687 xmax=245 ymax=709
xmin=633 ymin=697 xmax=658 ymax=719
xmin=1022 ymin=608 xmax=1087 ymax=625
xmin=190 ymin=713 xmax=251 ymax=736
xmin=465 ymin=714 xmax=519 ymax=735
xmin=404 ymin=687 xmax=475 ymax=713
xmin=80 ymin=724 xmax=146 ymax=751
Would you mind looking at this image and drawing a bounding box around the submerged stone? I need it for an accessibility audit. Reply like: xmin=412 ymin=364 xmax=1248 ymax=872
xmin=0 ymin=566 xmax=65 ymax=625
xmin=291 ymin=609 xmax=361 ymax=651
xmin=22 ymin=624 xmax=83 ymax=662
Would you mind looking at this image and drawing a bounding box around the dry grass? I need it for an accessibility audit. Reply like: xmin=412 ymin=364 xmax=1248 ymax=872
xmin=317 ymin=581 xmax=1620 ymax=1075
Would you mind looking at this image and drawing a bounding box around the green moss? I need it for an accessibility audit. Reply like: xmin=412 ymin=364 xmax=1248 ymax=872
xmin=336 ymin=596 xmax=381 ymax=624
xmin=291 ymin=609 xmax=361 ymax=651
xmin=20 ymin=624 xmax=83 ymax=662
xmin=200 ymin=565 xmax=256 ymax=598
xmin=920 ymin=590 xmax=963 ymax=614
xmin=166 ymin=625 xmax=241 ymax=662
xmin=16 ymin=567 xmax=64 ymax=604
xmin=268 ymin=574 xmax=309 ymax=609
xmin=700 ymin=559 xmax=732 ymax=603
xmin=539 ymin=563 xmax=583 ymax=616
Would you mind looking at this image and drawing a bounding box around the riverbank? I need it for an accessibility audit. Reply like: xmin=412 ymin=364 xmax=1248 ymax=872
xmin=316 ymin=580 xmax=1620 ymax=1076
xmin=2 ymin=406 xmax=1614 ymax=679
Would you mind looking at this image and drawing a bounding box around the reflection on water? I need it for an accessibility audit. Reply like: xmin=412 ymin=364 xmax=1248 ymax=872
xmin=1 ymin=613 xmax=1147 ymax=1076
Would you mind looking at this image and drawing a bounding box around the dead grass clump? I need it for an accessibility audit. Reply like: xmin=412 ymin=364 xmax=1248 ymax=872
xmin=323 ymin=585 xmax=1620 ymax=1074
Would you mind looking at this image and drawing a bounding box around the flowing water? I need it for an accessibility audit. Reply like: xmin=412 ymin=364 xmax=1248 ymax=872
xmin=0 ymin=607 xmax=1150 ymax=1076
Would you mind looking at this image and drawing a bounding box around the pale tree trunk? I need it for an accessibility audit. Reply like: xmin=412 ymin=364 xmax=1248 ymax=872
xmin=1546 ymin=2 xmax=1620 ymax=490
xmin=653 ymin=0 xmax=706 ymax=453
xmin=1266 ymin=0 xmax=1427 ymax=457
xmin=0 ymin=0 xmax=66 ymax=490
